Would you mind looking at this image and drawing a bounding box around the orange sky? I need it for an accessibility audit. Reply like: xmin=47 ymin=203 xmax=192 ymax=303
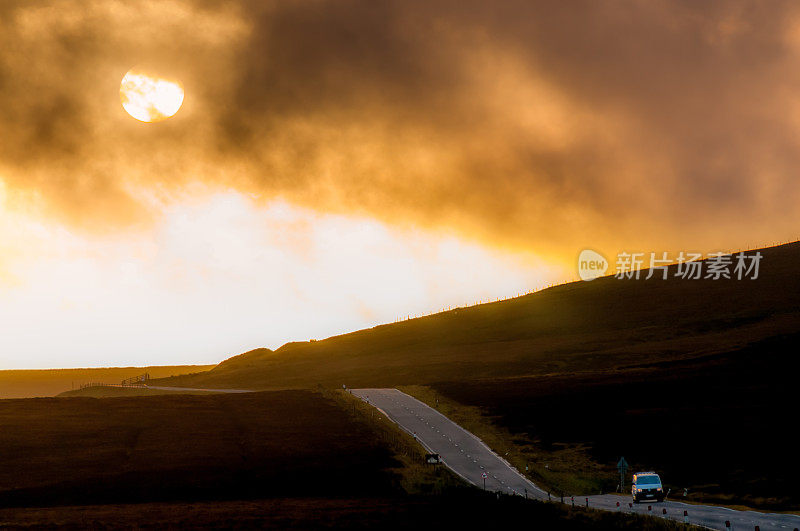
xmin=1 ymin=0 xmax=799 ymax=368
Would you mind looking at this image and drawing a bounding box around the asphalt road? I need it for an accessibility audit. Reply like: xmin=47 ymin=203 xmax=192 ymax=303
xmin=352 ymin=388 xmax=800 ymax=531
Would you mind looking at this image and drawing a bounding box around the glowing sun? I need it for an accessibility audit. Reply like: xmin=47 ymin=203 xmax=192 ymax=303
xmin=120 ymin=68 xmax=184 ymax=123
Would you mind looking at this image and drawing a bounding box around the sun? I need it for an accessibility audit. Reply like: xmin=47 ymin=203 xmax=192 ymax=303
xmin=120 ymin=68 xmax=184 ymax=123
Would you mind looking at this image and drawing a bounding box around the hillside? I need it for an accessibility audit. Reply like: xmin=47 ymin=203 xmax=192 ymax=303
xmin=156 ymin=241 xmax=800 ymax=390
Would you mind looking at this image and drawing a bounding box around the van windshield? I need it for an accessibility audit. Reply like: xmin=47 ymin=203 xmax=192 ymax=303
xmin=636 ymin=475 xmax=660 ymax=485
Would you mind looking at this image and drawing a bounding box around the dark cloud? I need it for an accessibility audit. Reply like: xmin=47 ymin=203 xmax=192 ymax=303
xmin=1 ymin=0 xmax=799 ymax=259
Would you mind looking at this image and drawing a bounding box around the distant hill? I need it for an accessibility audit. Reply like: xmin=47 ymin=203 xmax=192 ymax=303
xmin=0 ymin=365 xmax=215 ymax=398
xmin=156 ymin=241 xmax=800 ymax=390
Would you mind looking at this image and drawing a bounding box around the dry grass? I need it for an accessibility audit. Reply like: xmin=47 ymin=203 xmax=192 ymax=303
xmin=0 ymin=391 xmax=398 ymax=507
xmin=0 ymin=390 xmax=699 ymax=529
xmin=0 ymin=496 xmax=702 ymax=530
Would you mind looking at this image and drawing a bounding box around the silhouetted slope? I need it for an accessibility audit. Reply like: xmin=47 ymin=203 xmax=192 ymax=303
xmin=157 ymin=241 xmax=800 ymax=390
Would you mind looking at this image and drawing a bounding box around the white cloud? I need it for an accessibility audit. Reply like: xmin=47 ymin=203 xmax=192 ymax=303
xmin=0 ymin=192 xmax=564 ymax=369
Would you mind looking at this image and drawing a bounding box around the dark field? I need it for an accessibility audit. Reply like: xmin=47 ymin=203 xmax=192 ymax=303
xmin=0 ymin=391 xmax=398 ymax=507
xmin=434 ymin=332 xmax=800 ymax=509
xmin=0 ymin=494 xmax=693 ymax=530
xmin=0 ymin=391 xmax=690 ymax=530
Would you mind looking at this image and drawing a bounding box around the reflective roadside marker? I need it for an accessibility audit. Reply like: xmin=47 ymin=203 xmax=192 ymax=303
xmin=684 ymin=510 xmax=688 ymax=524
xmin=725 ymin=521 xmax=730 ymax=529
xmin=648 ymin=505 xmax=652 ymax=512
xmin=585 ymin=497 xmax=589 ymax=507
xmin=662 ymin=508 xmax=667 ymax=517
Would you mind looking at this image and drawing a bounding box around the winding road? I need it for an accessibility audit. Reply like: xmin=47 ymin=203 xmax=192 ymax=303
xmin=352 ymin=388 xmax=800 ymax=531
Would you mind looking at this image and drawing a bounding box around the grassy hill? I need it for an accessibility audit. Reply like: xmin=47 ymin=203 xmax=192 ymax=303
xmin=156 ymin=241 xmax=800 ymax=390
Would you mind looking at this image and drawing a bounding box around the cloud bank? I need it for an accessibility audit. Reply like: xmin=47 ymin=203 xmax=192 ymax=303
xmin=2 ymin=0 xmax=800 ymax=261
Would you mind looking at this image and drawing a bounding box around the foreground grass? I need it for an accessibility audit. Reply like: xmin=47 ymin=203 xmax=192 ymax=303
xmin=0 ymin=390 xmax=699 ymax=529
xmin=0 ymin=391 xmax=398 ymax=507
xmin=0 ymin=496 xmax=701 ymax=530
xmin=400 ymin=384 xmax=614 ymax=498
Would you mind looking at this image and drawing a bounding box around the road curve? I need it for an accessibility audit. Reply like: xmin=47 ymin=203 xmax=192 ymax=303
xmin=352 ymin=388 xmax=800 ymax=531
xmin=352 ymin=388 xmax=547 ymax=498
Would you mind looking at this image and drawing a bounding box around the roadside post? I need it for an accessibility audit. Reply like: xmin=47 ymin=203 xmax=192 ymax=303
xmin=617 ymin=457 xmax=629 ymax=490
xmin=571 ymin=496 xmax=574 ymax=507
xmin=683 ymin=510 xmax=688 ymax=524
xmin=585 ymin=497 xmax=588 ymax=507
xmin=482 ymin=472 xmax=487 ymax=490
